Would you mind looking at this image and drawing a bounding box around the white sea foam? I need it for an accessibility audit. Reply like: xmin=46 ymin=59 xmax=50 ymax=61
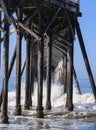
xmin=0 ymin=82 xmax=96 ymax=129
xmin=6 ymin=82 xmax=96 ymax=114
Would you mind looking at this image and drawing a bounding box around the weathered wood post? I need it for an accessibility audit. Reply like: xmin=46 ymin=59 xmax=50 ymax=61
xmin=63 ymin=55 xmax=67 ymax=94
xmin=0 ymin=12 xmax=1 ymax=65
xmin=15 ymin=8 xmax=22 ymax=115
xmin=1 ymin=14 xmax=9 ymax=123
xmin=75 ymin=19 xmax=96 ymax=101
xmin=0 ymin=12 xmax=2 ymax=110
xmin=46 ymin=32 xmax=52 ymax=110
xmin=66 ymin=26 xmax=74 ymax=111
xmin=29 ymin=43 xmax=33 ymax=107
xmin=36 ymin=23 xmax=44 ymax=118
xmin=29 ymin=43 xmax=35 ymax=107
xmin=24 ymin=32 xmax=31 ymax=110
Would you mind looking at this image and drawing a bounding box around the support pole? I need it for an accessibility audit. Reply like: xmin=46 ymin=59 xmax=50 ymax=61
xmin=36 ymin=28 xmax=44 ymax=118
xmin=66 ymin=27 xmax=74 ymax=111
xmin=0 ymin=12 xmax=1 ymax=65
xmin=46 ymin=32 xmax=52 ymax=110
xmin=75 ymin=19 xmax=96 ymax=101
xmin=63 ymin=55 xmax=67 ymax=94
xmin=0 ymin=12 xmax=1 ymax=110
xmin=1 ymin=14 xmax=9 ymax=123
xmin=24 ymin=33 xmax=30 ymax=110
xmin=29 ymin=43 xmax=35 ymax=107
xmin=15 ymin=8 xmax=22 ymax=115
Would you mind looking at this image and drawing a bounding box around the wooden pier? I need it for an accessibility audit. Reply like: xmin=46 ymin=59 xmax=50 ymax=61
xmin=0 ymin=0 xmax=96 ymax=123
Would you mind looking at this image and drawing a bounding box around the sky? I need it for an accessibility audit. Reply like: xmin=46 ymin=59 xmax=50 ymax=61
xmin=74 ymin=0 xmax=96 ymax=79
xmin=0 ymin=0 xmax=96 ymax=80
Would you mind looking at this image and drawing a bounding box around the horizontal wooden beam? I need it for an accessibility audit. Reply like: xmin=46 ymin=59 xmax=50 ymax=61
xmin=53 ymin=38 xmax=68 ymax=50
xmin=53 ymin=43 xmax=66 ymax=55
xmin=54 ymin=33 xmax=73 ymax=47
xmin=15 ymin=19 xmax=40 ymax=40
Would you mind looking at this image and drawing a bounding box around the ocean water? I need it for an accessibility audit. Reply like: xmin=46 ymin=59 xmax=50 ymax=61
xmin=0 ymin=77 xmax=96 ymax=130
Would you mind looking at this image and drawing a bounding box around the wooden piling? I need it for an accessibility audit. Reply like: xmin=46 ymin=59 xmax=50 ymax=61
xmin=0 ymin=12 xmax=2 ymax=110
xmin=28 ymin=25 xmax=34 ymax=107
xmin=15 ymin=8 xmax=22 ymax=115
xmin=75 ymin=19 xmax=96 ymax=101
xmin=0 ymin=12 xmax=1 ymax=65
xmin=46 ymin=32 xmax=52 ymax=110
xmin=66 ymin=27 xmax=74 ymax=111
xmin=1 ymin=14 xmax=9 ymax=123
xmin=24 ymin=33 xmax=31 ymax=110
xmin=63 ymin=55 xmax=67 ymax=94
xmin=36 ymin=32 xmax=44 ymax=118
xmin=29 ymin=43 xmax=35 ymax=107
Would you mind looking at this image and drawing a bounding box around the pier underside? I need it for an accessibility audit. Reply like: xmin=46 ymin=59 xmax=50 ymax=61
xmin=0 ymin=0 xmax=96 ymax=124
